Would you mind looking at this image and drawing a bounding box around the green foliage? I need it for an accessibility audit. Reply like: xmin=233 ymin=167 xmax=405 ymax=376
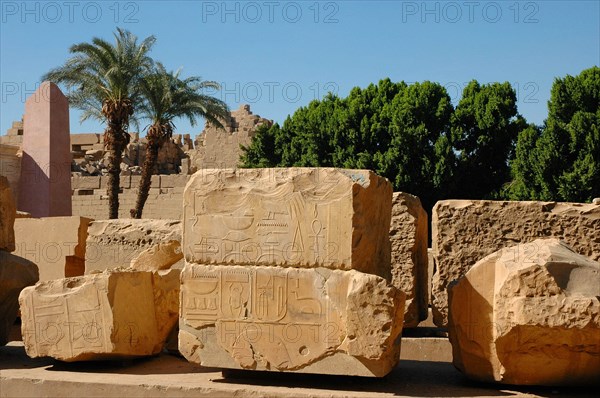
xmin=242 ymin=78 xmax=522 ymax=210
xmin=507 ymin=66 xmax=600 ymax=202
xmin=42 ymin=28 xmax=156 ymax=128
xmin=451 ymin=81 xmax=525 ymax=199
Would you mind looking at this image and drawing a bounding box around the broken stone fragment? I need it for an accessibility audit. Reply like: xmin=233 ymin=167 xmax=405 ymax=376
xmin=85 ymin=219 xmax=182 ymax=273
xmin=390 ymin=192 xmax=428 ymax=327
xmin=19 ymin=267 xmax=179 ymax=361
xmin=0 ymin=251 xmax=39 ymax=345
xmin=130 ymin=240 xmax=183 ymax=272
xmin=432 ymin=199 xmax=600 ymax=327
xmin=179 ymin=263 xmax=405 ymax=377
xmin=182 ymin=168 xmax=393 ymax=278
xmin=448 ymin=238 xmax=600 ymax=385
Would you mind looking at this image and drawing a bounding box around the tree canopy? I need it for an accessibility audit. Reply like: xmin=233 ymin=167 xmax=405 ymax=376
xmin=241 ymin=78 xmax=522 ymax=211
xmin=507 ymin=66 xmax=600 ymax=202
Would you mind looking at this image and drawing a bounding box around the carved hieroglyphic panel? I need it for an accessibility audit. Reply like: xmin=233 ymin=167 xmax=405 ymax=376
xmin=179 ymin=263 xmax=405 ymax=375
xmin=183 ymin=168 xmax=392 ymax=276
xmin=21 ymin=279 xmax=112 ymax=359
xmin=19 ymin=270 xmax=176 ymax=361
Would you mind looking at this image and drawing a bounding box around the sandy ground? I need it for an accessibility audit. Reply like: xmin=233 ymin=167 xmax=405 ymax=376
xmin=0 ymin=341 xmax=596 ymax=398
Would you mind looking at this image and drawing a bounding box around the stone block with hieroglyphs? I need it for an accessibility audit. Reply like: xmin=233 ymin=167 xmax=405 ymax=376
xmin=182 ymin=168 xmax=393 ymax=278
xmin=19 ymin=268 xmax=179 ymax=361
xmin=179 ymin=264 xmax=404 ymax=377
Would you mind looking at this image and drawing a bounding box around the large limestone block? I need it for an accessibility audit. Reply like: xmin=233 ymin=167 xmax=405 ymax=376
xmin=0 ymin=252 xmax=38 ymax=345
xmin=432 ymin=200 xmax=600 ymax=327
xmin=183 ymin=168 xmax=393 ymax=278
xmin=0 ymin=175 xmax=16 ymax=252
xmin=19 ymin=268 xmax=179 ymax=361
xmin=85 ymin=219 xmax=182 ymax=273
xmin=179 ymin=263 xmax=405 ymax=377
xmin=448 ymin=239 xmax=600 ymax=385
xmin=14 ymin=217 xmax=92 ymax=281
xmin=390 ymin=192 xmax=428 ymax=327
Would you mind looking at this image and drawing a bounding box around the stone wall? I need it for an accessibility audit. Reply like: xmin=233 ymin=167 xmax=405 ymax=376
xmin=187 ymin=104 xmax=272 ymax=170
xmin=0 ymin=144 xmax=21 ymax=204
xmin=71 ymin=175 xmax=189 ymax=220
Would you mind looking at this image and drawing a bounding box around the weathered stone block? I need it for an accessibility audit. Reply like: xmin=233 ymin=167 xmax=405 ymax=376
xmin=448 ymin=239 xmax=600 ymax=385
xmin=179 ymin=263 xmax=404 ymax=377
xmin=130 ymin=240 xmax=183 ymax=272
xmin=0 ymin=251 xmax=38 ymax=345
xmin=19 ymin=268 xmax=179 ymax=361
xmin=85 ymin=219 xmax=182 ymax=273
xmin=71 ymin=176 xmax=101 ymax=190
xmin=390 ymin=192 xmax=428 ymax=327
xmin=0 ymin=175 xmax=16 ymax=252
xmin=183 ymin=168 xmax=393 ymax=278
xmin=14 ymin=216 xmax=91 ymax=281
xmin=432 ymin=200 xmax=600 ymax=327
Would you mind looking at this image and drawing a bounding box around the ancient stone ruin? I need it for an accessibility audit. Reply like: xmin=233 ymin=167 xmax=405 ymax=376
xmin=179 ymin=168 xmax=405 ymax=377
xmin=1 ymin=82 xmax=600 ymax=394
xmin=448 ymin=239 xmax=600 ymax=385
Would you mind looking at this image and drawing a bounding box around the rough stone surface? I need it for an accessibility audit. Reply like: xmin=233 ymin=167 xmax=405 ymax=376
xmin=85 ymin=219 xmax=182 ymax=273
xmin=448 ymin=239 xmax=600 ymax=386
xmin=130 ymin=240 xmax=183 ymax=271
xmin=179 ymin=263 xmax=404 ymax=377
xmin=0 ymin=251 xmax=38 ymax=345
xmin=0 ymin=144 xmax=21 ymax=205
xmin=188 ymin=104 xmax=272 ymax=170
xmin=13 ymin=217 xmax=92 ymax=281
xmin=19 ymin=268 xmax=179 ymax=361
xmin=18 ymin=82 xmax=72 ymax=217
xmin=183 ymin=168 xmax=393 ymax=278
xmin=432 ymin=200 xmax=600 ymax=327
xmin=389 ymin=192 xmax=428 ymax=327
xmin=0 ymin=175 xmax=16 ymax=252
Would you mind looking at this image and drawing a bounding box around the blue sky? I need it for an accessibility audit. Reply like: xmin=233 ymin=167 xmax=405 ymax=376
xmin=1 ymin=0 xmax=599 ymax=137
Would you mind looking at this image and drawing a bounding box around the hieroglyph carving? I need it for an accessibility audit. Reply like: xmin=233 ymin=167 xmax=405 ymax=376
xmin=183 ymin=168 xmax=392 ymax=277
xmin=179 ymin=263 xmax=404 ymax=376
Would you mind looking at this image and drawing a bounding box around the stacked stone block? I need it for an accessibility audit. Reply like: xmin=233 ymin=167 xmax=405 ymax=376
xmin=179 ymin=168 xmax=405 ymax=377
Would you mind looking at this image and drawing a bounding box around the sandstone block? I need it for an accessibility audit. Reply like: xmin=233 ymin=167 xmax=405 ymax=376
xmin=432 ymin=200 xmax=600 ymax=327
xmin=389 ymin=192 xmax=428 ymax=327
xmin=0 ymin=175 xmax=16 ymax=252
xmin=85 ymin=219 xmax=182 ymax=273
xmin=19 ymin=268 xmax=179 ymax=361
xmin=14 ymin=216 xmax=92 ymax=281
xmin=179 ymin=263 xmax=404 ymax=377
xmin=130 ymin=240 xmax=183 ymax=272
xmin=183 ymin=168 xmax=392 ymax=278
xmin=448 ymin=239 xmax=600 ymax=385
xmin=0 ymin=251 xmax=38 ymax=345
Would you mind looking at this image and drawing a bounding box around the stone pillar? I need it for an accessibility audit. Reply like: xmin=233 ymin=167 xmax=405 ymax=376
xmin=18 ymin=82 xmax=71 ymax=217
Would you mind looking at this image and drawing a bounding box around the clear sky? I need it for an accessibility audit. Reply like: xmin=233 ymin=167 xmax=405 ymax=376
xmin=1 ymin=0 xmax=599 ymax=137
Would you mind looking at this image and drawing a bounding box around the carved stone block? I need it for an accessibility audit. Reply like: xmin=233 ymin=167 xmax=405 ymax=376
xmin=179 ymin=263 xmax=404 ymax=377
xmin=19 ymin=268 xmax=179 ymax=361
xmin=183 ymin=168 xmax=393 ymax=278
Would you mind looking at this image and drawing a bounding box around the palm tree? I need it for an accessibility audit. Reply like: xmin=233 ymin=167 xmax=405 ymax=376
xmin=43 ymin=28 xmax=156 ymax=219
xmin=131 ymin=64 xmax=229 ymax=219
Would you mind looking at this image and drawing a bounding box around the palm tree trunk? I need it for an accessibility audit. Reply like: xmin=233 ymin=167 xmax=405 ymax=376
xmin=132 ymin=142 xmax=159 ymax=219
xmin=105 ymin=131 xmax=127 ymax=219
xmin=132 ymin=133 xmax=160 ymax=219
